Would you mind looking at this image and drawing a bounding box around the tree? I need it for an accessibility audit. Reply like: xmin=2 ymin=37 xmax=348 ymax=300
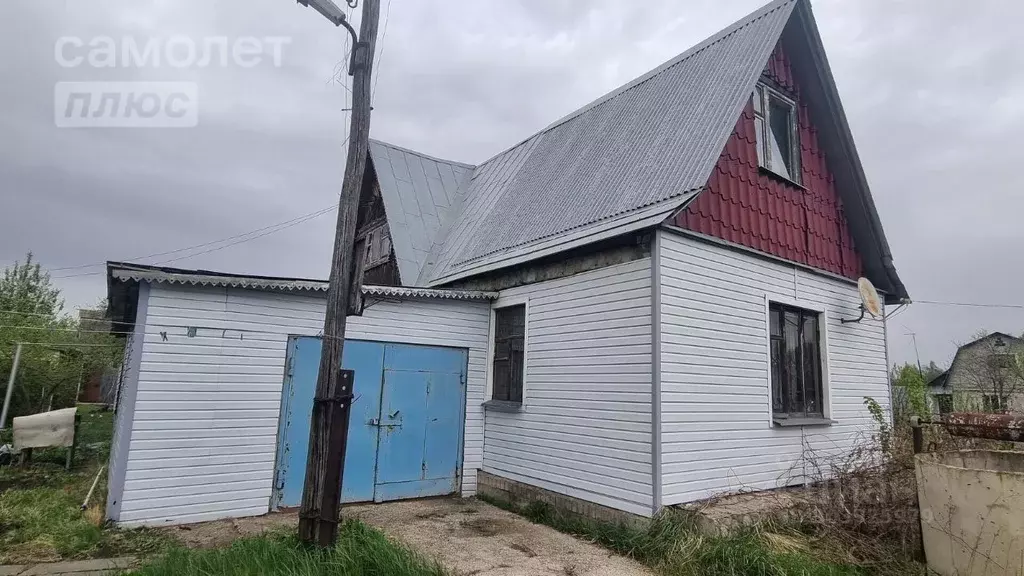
xmin=0 ymin=253 xmax=124 ymax=421
xmin=891 ymin=362 xmax=929 ymax=418
xmin=922 ymin=361 xmax=945 ymax=384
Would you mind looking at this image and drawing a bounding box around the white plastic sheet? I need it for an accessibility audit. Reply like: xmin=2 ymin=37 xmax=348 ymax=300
xmin=13 ymin=407 xmax=77 ymax=449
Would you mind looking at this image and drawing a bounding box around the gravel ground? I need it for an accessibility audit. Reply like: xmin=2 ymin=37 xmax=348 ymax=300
xmin=161 ymin=498 xmax=651 ymax=576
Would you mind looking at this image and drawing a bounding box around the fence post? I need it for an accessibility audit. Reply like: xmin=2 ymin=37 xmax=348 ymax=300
xmin=910 ymin=416 xmax=924 ymax=454
xmin=1 ymin=343 xmax=23 ymax=430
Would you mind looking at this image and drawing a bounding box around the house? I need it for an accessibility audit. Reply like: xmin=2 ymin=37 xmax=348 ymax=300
xmin=103 ymin=0 xmax=908 ymax=527
xmin=928 ymin=333 xmax=1024 ymax=415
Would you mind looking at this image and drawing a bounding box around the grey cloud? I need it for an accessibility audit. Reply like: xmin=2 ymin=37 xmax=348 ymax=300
xmin=2 ymin=0 xmax=1022 ymax=369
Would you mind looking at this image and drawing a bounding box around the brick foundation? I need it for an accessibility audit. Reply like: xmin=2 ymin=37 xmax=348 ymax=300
xmin=477 ymin=470 xmax=646 ymax=526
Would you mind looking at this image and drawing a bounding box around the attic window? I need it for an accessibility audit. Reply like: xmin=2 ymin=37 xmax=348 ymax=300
xmin=753 ymin=83 xmax=801 ymax=184
xmin=363 ymin=223 xmax=392 ymax=269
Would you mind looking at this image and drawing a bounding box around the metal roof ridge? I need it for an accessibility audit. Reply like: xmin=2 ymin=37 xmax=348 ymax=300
xmin=369 ymin=138 xmax=476 ymax=169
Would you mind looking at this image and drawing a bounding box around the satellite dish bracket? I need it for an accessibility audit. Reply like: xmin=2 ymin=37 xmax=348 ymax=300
xmin=841 ymin=304 xmax=866 ymax=324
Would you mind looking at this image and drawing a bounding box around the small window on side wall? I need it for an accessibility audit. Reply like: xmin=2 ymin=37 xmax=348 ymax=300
xmin=492 ymin=304 xmax=525 ymax=404
xmin=752 ymin=83 xmax=801 ymax=184
xmin=769 ymin=302 xmax=825 ymax=424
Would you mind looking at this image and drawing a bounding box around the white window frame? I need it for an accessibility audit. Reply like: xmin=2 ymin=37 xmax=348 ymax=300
xmin=762 ymin=294 xmax=832 ymax=428
xmin=753 ymin=82 xmax=801 ymax=185
xmin=485 ymin=295 xmax=530 ymax=411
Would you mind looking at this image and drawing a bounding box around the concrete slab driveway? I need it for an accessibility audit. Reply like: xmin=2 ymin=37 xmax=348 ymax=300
xmin=347 ymin=498 xmax=652 ymax=576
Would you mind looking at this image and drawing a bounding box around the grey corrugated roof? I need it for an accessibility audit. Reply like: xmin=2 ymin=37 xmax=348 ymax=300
xmin=107 ymin=263 xmax=496 ymax=301
xmin=371 ymin=0 xmax=906 ymax=301
xmin=421 ymin=0 xmax=797 ymax=285
xmin=368 ymin=140 xmax=474 ymax=285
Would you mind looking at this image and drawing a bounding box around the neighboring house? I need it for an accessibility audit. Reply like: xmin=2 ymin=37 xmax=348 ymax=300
xmin=928 ymin=333 xmax=1024 ymax=415
xmin=103 ymin=0 xmax=908 ymax=527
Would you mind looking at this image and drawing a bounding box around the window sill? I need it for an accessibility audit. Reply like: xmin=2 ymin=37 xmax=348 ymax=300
xmin=773 ymin=416 xmax=835 ymax=428
xmin=759 ymin=167 xmax=806 ymax=191
xmin=483 ymin=400 xmax=523 ymax=413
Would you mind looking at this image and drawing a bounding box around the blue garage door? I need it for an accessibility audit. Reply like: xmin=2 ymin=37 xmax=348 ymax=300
xmin=273 ymin=337 xmax=468 ymax=508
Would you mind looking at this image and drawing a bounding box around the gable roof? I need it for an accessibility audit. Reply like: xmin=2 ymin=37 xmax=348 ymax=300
xmin=370 ymin=0 xmax=908 ymax=301
xmin=368 ymin=140 xmax=474 ymax=285
xmin=421 ymin=0 xmax=796 ymax=286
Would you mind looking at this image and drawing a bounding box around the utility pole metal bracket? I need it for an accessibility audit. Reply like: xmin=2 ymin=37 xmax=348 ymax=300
xmin=349 ymin=41 xmax=370 ymax=75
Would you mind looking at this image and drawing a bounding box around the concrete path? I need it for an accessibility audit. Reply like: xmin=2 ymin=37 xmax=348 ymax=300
xmin=0 ymin=557 xmax=136 ymax=576
xmin=348 ymin=499 xmax=652 ymax=576
xmin=165 ymin=498 xmax=652 ymax=576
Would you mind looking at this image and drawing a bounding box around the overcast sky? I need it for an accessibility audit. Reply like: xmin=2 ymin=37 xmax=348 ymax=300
xmin=1 ymin=0 xmax=1021 ymax=367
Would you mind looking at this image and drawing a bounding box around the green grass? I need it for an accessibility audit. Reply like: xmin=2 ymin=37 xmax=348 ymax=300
xmin=0 ymin=487 xmax=103 ymax=562
xmin=129 ymin=521 xmax=447 ymax=576
xmin=0 ymin=405 xmax=176 ymax=563
xmin=481 ymin=496 xmax=919 ymax=576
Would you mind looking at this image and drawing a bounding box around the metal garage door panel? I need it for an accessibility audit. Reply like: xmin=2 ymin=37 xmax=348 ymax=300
xmin=374 ymin=344 xmax=467 ymax=501
xmin=273 ymin=337 xmax=384 ymax=508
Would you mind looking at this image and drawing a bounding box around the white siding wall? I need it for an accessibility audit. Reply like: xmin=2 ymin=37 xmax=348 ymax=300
xmin=483 ymin=259 xmax=654 ymax=516
xmin=112 ymin=283 xmax=490 ymax=527
xmin=658 ymin=230 xmax=890 ymax=506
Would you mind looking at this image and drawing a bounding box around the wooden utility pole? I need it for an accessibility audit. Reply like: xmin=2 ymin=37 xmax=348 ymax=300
xmin=298 ymin=0 xmax=380 ymax=547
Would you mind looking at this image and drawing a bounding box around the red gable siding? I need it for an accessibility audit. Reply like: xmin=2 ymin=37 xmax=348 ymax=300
xmin=671 ymin=47 xmax=862 ymax=279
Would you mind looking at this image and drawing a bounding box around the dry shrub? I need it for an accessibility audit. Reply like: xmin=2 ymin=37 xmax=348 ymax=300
xmin=774 ymin=420 xmax=925 ymax=573
xmin=771 ymin=407 xmax=1019 ymax=575
xmin=85 ymin=504 xmax=104 ymax=527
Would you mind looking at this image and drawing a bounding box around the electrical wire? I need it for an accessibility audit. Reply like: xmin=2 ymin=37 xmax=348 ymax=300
xmin=1 ymin=342 xmax=125 ymax=348
xmin=47 ymin=204 xmax=334 ymax=274
xmin=912 ymin=300 xmax=1024 ymax=310
xmin=51 ymin=205 xmax=337 ymax=281
xmin=372 ymin=0 xmax=393 ymax=100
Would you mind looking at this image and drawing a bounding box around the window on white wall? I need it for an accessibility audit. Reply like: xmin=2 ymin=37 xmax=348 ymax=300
xmin=492 ymin=304 xmax=525 ymax=405
xmin=769 ymin=302 xmax=826 ymax=423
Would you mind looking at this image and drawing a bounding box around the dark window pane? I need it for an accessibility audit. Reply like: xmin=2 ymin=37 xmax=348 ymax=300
xmin=493 ymin=305 xmax=525 ymax=403
xmin=493 ymin=359 xmax=510 ymax=401
xmin=784 ymin=311 xmax=803 ymax=415
xmin=770 ymin=309 xmax=781 ymax=337
xmin=510 ymin=350 xmax=524 ymax=403
xmin=771 ymin=339 xmax=784 ymax=413
xmin=802 ymin=313 xmax=821 ymax=416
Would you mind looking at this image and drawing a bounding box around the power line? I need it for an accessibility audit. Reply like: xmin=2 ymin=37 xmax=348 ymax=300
xmin=47 ymin=205 xmax=327 ymax=274
xmin=913 ymin=300 xmax=1024 ymax=310
xmin=2 ymin=342 xmax=124 ymax=349
xmin=50 ymin=205 xmax=338 ymax=280
xmin=23 ymin=116 xmax=354 ymax=281
xmin=372 ymin=0 xmax=393 ymax=99
xmin=44 ymin=134 xmax=354 ymax=280
xmin=0 ymin=318 xmax=349 ymax=343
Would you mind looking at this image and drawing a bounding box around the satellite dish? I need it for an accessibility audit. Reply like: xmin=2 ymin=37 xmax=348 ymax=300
xmin=858 ymin=277 xmax=883 ymax=319
xmin=842 ymin=277 xmax=883 ymax=324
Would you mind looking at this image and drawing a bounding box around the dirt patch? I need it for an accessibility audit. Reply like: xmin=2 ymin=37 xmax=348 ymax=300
xmin=160 ymin=512 xmax=298 ymax=549
xmin=508 ymin=542 xmax=537 ymax=557
xmin=456 ymin=517 xmax=519 ymax=538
